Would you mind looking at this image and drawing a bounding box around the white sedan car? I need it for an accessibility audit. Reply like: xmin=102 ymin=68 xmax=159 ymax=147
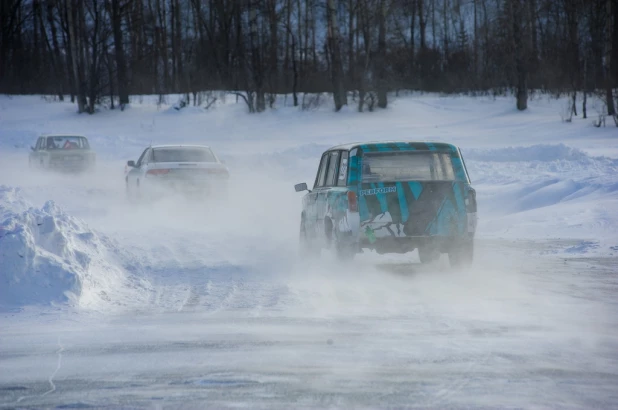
xmin=125 ymin=144 xmax=229 ymax=200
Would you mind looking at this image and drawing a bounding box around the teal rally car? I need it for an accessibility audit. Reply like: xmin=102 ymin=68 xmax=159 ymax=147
xmin=294 ymin=141 xmax=477 ymax=267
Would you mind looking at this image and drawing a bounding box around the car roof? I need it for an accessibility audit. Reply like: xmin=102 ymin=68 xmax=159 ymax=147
xmin=327 ymin=141 xmax=459 ymax=151
xmin=41 ymin=134 xmax=88 ymax=138
xmin=150 ymin=144 xmax=211 ymax=149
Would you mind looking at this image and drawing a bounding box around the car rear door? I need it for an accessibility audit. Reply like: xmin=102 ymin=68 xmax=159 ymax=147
xmin=316 ymin=151 xmax=341 ymax=231
xmin=304 ymin=153 xmax=329 ymax=235
xmin=31 ymin=138 xmax=43 ymax=165
xmin=358 ymin=149 xmax=467 ymax=237
xmin=127 ymin=148 xmax=150 ymax=184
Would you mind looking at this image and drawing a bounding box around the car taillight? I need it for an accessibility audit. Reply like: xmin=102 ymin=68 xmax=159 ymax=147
xmin=146 ymin=169 xmax=170 ymax=176
xmin=465 ymin=189 xmax=477 ymax=212
xmin=347 ymin=191 xmax=358 ymax=212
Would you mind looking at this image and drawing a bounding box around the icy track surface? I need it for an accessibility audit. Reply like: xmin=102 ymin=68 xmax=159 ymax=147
xmin=1 ymin=94 xmax=618 ymax=409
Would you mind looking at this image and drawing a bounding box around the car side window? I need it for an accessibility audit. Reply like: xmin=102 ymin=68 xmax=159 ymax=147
xmin=136 ymin=149 xmax=149 ymax=167
xmin=314 ymin=153 xmax=330 ymax=188
xmin=325 ymin=151 xmax=340 ymax=187
xmin=337 ymin=151 xmax=349 ymax=186
xmin=35 ymin=138 xmax=43 ymax=150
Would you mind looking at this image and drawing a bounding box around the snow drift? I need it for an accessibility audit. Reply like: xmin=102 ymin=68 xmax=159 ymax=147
xmin=0 ymin=185 xmax=142 ymax=309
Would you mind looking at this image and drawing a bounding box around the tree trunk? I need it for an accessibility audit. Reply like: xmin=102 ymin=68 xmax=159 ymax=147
xmin=59 ymin=6 xmax=76 ymax=102
xmin=111 ymin=0 xmax=129 ymax=105
xmin=36 ymin=1 xmax=57 ymax=95
xmin=442 ymin=0 xmax=448 ymax=60
xmin=84 ymin=0 xmax=98 ymax=114
xmin=155 ymin=0 xmax=169 ymax=93
xmin=376 ymin=0 xmax=388 ymax=108
xmin=409 ymin=0 xmax=416 ymax=81
xmin=565 ymin=0 xmax=580 ymax=112
xmin=472 ymin=0 xmax=478 ymax=81
xmin=284 ymin=0 xmax=291 ymax=89
xmin=528 ymin=0 xmax=538 ymax=69
xmin=348 ymin=0 xmax=355 ymax=89
xmin=249 ymin=1 xmax=265 ymax=112
xmin=418 ymin=0 xmax=426 ymax=50
xmin=47 ymin=2 xmax=65 ymax=100
xmin=66 ymin=0 xmax=85 ymax=113
xmin=511 ymin=0 xmax=528 ymax=111
xmin=290 ymin=26 xmax=299 ymax=106
xmin=327 ymin=0 xmax=347 ymax=111
xmin=174 ymin=0 xmax=183 ymax=92
xmin=268 ymin=0 xmax=278 ymax=98
xmin=606 ymin=0 xmax=616 ymax=115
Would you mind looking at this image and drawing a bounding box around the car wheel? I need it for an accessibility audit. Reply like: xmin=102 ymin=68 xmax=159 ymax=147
xmin=448 ymin=240 xmax=474 ymax=269
xmin=126 ymin=179 xmax=134 ymax=202
xmin=299 ymin=217 xmax=319 ymax=258
xmin=418 ymin=246 xmax=439 ymax=264
xmin=135 ymin=179 xmax=143 ymax=201
xmin=327 ymin=220 xmax=356 ymax=261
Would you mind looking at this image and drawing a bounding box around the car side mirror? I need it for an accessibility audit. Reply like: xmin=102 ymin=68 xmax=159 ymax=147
xmin=294 ymin=182 xmax=310 ymax=193
xmin=30 ymin=146 xmax=35 ymax=152
xmin=127 ymin=160 xmax=136 ymax=167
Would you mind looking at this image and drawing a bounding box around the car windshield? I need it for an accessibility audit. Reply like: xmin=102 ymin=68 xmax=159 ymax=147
xmin=152 ymin=147 xmax=216 ymax=163
xmin=361 ymin=151 xmax=456 ymax=182
xmin=47 ymin=136 xmax=90 ymax=150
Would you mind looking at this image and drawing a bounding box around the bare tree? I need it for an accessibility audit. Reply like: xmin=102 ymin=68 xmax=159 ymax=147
xmin=605 ymin=0 xmax=616 ymax=115
xmin=326 ymin=0 xmax=347 ymax=110
xmin=249 ymin=0 xmax=266 ymax=112
xmin=376 ymin=0 xmax=388 ymax=108
xmin=511 ymin=0 xmax=528 ymax=110
xmin=0 ymin=0 xmax=615 ymax=117
xmin=66 ymin=0 xmax=86 ymax=113
xmin=110 ymin=0 xmax=129 ymax=106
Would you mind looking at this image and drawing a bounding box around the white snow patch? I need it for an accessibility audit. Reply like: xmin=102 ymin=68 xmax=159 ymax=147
xmin=0 ymin=185 xmax=146 ymax=309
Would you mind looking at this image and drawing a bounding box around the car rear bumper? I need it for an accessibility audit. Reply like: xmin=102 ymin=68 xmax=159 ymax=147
xmin=145 ymin=177 xmax=227 ymax=197
xmin=49 ymin=161 xmax=92 ymax=172
xmin=359 ymin=234 xmax=473 ymax=254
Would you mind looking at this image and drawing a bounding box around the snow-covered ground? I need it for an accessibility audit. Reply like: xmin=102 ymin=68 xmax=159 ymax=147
xmin=0 ymin=93 xmax=617 ymax=409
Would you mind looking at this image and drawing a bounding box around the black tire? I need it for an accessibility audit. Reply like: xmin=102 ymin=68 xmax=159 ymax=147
xmin=331 ymin=224 xmax=356 ymax=261
xmin=135 ymin=179 xmax=142 ymax=200
xmin=448 ymin=240 xmax=474 ymax=268
xmin=127 ymin=179 xmax=142 ymax=203
xmin=418 ymin=246 xmax=440 ymax=264
xmin=125 ymin=179 xmax=133 ymax=201
xmin=299 ymin=217 xmax=319 ymax=258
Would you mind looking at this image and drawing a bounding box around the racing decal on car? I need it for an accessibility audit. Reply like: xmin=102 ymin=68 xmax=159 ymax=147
xmin=359 ymin=186 xmax=397 ymax=196
xmin=359 ymin=181 xmax=468 ymax=237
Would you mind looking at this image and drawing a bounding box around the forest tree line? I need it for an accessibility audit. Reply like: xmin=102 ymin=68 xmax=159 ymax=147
xmin=0 ymin=0 xmax=617 ymax=115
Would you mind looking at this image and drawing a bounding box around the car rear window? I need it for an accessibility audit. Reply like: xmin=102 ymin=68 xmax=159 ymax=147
xmin=152 ymin=147 xmax=216 ymax=163
xmin=361 ymin=151 xmax=456 ymax=182
xmin=47 ymin=136 xmax=90 ymax=149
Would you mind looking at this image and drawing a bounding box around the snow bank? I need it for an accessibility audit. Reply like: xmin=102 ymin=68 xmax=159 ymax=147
xmin=0 ymin=185 xmax=140 ymax=309
xmin=466 ymin=145 xmax=618 ymax=246
xmin=464 ymin=143 xmax=594 ymax=162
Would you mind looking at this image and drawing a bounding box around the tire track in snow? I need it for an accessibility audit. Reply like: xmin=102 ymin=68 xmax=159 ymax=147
xmin=14 ymin=337 xmax=65 ymax=405
xmin=41 ymin=338 xmax=64 ymax=397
